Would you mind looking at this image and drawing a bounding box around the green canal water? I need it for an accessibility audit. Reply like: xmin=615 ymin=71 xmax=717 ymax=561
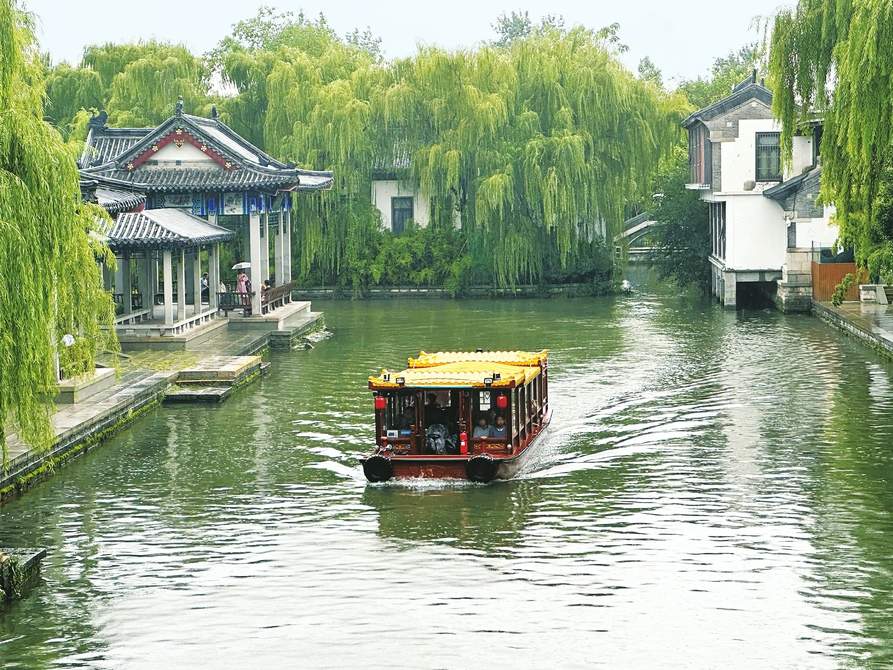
xmin=3 ymin=285 xmax=893 ymax=668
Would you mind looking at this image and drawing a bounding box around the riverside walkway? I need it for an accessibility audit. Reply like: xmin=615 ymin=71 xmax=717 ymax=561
xmin=1 ymin=310 xmax=323 ymax=502
xmin=813 ymin=301 xmax=893 ymax=360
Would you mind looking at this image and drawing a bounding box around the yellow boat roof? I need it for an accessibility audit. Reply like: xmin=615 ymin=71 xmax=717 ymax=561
xmin=408 ymin=349 xmax=548 ymax=368
xmin=369 ymin=360 xmax=541 ymax=389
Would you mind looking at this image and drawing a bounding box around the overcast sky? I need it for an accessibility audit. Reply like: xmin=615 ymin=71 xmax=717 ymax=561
xmin=25 ymin=0 xmax=791 ymax=85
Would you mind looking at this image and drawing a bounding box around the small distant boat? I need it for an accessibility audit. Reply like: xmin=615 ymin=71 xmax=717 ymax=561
xmin=360 ymin=350 xmax=552 ymax=483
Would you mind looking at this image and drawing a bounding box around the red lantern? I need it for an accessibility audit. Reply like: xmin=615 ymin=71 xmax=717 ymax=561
xmin=496 ymin=394 xmax=509 ymax=410
xmin=374 ymin=396 xmax=387 ymax=410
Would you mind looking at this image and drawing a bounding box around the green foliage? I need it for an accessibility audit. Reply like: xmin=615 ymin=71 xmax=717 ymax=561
xmin=44 ymin=64 xmax=103 ymax=131
xmin=42 ymin=41 xmax=209 ymax=131
xmin=368 ymin=224 xmax=466 ymax=288
xmin=102 ymin=44 xmax=208 ymax=126
xmin=648 ymin=149 xmax=711 ymax=290
xmin=230 ymin=19 xmax=685 ymax=288
xmin=866 ymin=243 xmax=893 ymax=285
xmin=768 ymin=0 xmax=893 ymax=266
xmin=491 ymin=11 xmax=566 ymax=48
xmin=637 ymin=57 xmax=663 ymax=88
xmin=0 ymin=0 xmax=117 ymax=467
xmin=831 ymin=273 xmax=857 ymax=307
xmin=678 ymin=44 xmax=764 ymax=108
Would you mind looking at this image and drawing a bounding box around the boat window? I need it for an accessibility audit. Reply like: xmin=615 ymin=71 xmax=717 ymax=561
xmin=385 ymin=392 xmax=418 ymax=436
xmin=472 ymin=390 xmax=506 ymax=439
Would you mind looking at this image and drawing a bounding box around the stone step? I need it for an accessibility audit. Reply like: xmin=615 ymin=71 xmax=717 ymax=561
xmin=177 ymin=355 xmax=261 ymax=382
xmin=164 ymin=385 xmax=233 ymax=403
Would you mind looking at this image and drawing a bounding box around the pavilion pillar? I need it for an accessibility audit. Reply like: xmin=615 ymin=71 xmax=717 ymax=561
xmin=274 ymin=212 xmax=285 ymax=287
xmin=114 ymin=258 xmax=124 ymax=296
xmin=283 ymin=207 xmax=293 ymax=283
xmin=144 ymin=251 xmax=155 ymax=314
xmin=209 ymin=243 xmax=220 ymax=311
xmin=177 ymin=249 xmax=187 ymax=321
xmin=261 ymin=209 xmax=270 ymax=284
xmin=192 ymin=247 xmax=202 ymax=310
xmin=162 ymin=250 xmax=174 ymax=326
xmin=121 ymin=253 xmax=132 ymax=315
xmin=249 ymin=211 xmax=262 ymax=315
xmin=102 ymin=261 xmax=113 ymax=291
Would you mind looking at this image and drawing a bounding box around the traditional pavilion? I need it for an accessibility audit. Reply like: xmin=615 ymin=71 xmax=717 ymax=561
xmin=79 ymin=98 xmax=333 ymax=331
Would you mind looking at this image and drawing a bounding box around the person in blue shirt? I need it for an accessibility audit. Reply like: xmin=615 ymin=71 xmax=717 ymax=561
xmin=472 ymin=417 xmax=491 ymax=438
xmin=490 ymin=415 xmax=507 ymax=438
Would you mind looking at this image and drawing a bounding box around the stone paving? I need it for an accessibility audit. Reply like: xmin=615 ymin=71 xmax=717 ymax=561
xmin=824 ymin=302 xmax=893 ymax=347
xmin=815 ymin=301 xmax=893 ymax=359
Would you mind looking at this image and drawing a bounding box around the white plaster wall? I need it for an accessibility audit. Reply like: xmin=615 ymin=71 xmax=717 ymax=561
xmin=153 ymin=142 xmax=214 ymax=163
xmin=371 ymin=180 xmax=430 ymax=231
xmin=725 ymin=194 xmax=787 ymax=270
xmin=720 ymin=118 xmax=781 ymax=193
xmin=788 ymin=135 xmax=815 ymax=179
xmin=795 ymin=205 xmax=838 ymax=249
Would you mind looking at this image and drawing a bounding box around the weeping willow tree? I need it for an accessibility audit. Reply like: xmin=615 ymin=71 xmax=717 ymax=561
xmin=0 ymin=1 xmax=117 ymax=467
xmin=44 ymin=63 xmax=103 ymax=132
xmin=216 ymin=17 xmax=685 ymax=287
xmin=768 ymin=0 xmax=893 ymax=276
xmin=43 ymin=41 xmax=209 ymax=131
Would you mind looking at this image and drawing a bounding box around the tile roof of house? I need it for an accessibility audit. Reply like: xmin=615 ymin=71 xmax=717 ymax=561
xmin=105 ymin=208 xmax=234 ymax=250
xmin=763 ymin=166 xmax=821 ymax=202
xmin=681 ymin=72 xmax=774 ymax=129
xmin=79 ymin=173 xmax=147 ymax=214
xmin=79 ymin=107 xmax=333 ymax=193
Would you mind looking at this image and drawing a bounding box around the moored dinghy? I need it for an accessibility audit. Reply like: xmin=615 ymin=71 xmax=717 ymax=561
xmin=361 ymin=350 xmax=551 ymax=483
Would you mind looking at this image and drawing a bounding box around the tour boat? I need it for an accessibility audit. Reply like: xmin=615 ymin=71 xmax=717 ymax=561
xmin=361 ymin=350 xmax=551 ymax=483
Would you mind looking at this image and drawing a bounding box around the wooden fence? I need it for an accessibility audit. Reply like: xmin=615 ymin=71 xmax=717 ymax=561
xmin=811 ymin=262 xmax=866 ymax=302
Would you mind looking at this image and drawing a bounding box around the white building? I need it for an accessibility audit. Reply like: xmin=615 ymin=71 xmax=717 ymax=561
xmin=370 ymin=155 xmax=465 ymax=233
xmin=371 ymin=178 xmax=432 ymax=233
xmin=683 ymin=73 xmax=837 ymax=309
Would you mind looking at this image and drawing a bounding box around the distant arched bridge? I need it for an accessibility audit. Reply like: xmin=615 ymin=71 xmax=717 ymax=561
xmin=614 ymin=212 xmax=659 ymax=261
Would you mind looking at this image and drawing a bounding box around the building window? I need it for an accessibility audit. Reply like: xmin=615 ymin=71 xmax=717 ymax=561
xmin=688 ymin=124 xmax=711 ymax=185
xmin=755 ymin=132 xmax=782 ymax=181
xmin=391 ymin=197 xmax=413 ymax=234
xmin=709 ymin=202 xmax=726 ymax=260
xmin=787 ymin=221 xmax=797 ymax=249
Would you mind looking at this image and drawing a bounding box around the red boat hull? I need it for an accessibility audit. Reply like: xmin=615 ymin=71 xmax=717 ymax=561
xmin=362 ymin=409 xmax=552 ymax=483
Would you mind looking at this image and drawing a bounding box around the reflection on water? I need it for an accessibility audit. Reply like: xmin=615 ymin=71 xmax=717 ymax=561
xmin=2 ymin=286 xmax=893 ymax=668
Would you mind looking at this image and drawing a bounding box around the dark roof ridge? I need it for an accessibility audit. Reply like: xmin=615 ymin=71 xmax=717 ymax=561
xmin=763 ymin=165 xmax=821 ymax=201
xmin=682 ymin=81 xmax=773 ymax=129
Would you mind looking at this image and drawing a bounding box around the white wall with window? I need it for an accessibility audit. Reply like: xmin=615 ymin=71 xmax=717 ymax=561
xmin=371 ymin=180 xmax=430 ymax=232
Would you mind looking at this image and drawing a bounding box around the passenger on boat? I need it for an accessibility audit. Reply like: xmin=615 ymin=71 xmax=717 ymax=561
xmin=473 ymin=417 xmax=491 ymax=439
xmin=398 ymin=405 xmax=415 ymax=434
xmin=425 ymin=393 xmax=446 ymax=426
xmin=490 ymin=415 xmax=507 ymax=438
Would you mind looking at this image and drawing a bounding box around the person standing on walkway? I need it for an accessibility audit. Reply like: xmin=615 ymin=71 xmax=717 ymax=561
xmin=236 ymin=271 xmax=249 ymax=293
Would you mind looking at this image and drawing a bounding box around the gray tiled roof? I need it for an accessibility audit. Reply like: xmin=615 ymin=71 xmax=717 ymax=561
xmin=79 ymin=109 xmax=334 ymax=193
xmin=681 ymin=77 xmax=774 ymax=129
xmin=80 ymin=128 xmax=151 ymax=167
xmin=79 ymin=173 xmax=147 ymax=214
xmin=95 ymin=187 xmax=147 ymax=214
xmin=106 ymin=208 xmax=234 ymax=250
xmin=80 ymin=165 xmax=324 ymax=192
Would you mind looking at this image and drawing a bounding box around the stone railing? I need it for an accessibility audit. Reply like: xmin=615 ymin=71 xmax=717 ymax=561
xmin=116 ymin=307 xmax=218 ymax=336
